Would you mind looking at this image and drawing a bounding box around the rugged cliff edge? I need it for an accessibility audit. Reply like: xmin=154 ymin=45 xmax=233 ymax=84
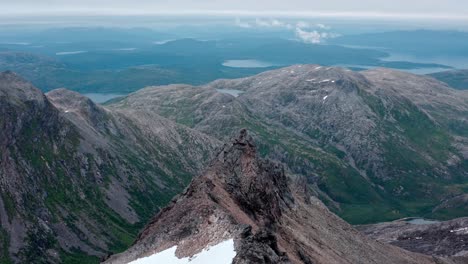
xmin=104 ymin=130 xmax=459 ymax=264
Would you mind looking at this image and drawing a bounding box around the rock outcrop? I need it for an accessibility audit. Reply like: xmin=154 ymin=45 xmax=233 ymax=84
xmin=105 ymin=130 xmax=455 ymax=264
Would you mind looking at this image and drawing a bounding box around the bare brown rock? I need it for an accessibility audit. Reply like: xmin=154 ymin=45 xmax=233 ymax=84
xmin=104 ymin=130 xmax=449 ymax=264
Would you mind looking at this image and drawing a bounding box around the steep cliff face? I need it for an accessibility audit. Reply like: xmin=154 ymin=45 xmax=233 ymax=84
xmin=105 ymin=130 xmax=457 ymax=264
xmin=110 ymin=65 xmax=468 ymax=224
xmin=0 ymin=72 xmax=220 ymax=263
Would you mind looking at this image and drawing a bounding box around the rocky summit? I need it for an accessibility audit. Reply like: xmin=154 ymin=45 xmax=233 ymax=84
xmin=104 ymin=130 xmax=463 ymax=264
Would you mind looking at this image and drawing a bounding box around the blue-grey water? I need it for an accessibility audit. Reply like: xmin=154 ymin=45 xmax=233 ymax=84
xmin=406 ymin=218 xmax=440 ymax=225
xmin=84 ymin=93 xmax=126 ymax=103
xmin=216 ymin=89 xmax=244 ymax=97
xmin=222 ymin=59 xmax=277 ymax=68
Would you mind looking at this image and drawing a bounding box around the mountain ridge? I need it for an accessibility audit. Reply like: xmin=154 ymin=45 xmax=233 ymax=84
xmin=104 ymin=129 xmax=458 ymax=264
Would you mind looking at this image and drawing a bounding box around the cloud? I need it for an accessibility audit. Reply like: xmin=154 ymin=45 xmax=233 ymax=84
xmin=316 ymin=23 xmax=331 ymax=29
xmin=295 ymin=28 xmax=323 ymax=43
xmin=235 ymin=17 xmax=251 ymax=28
xmin=295 ymin=28 xmax=338 ymax=44
xmin=296 ymin=21 xmax=310 ymax=29
xmin=254 ymin=18 xmax=293 ymax=29
xmin=296 ymin=22 xmax=331 ymax=30
xmin=234 ymin=18 xmax=336 ymax=44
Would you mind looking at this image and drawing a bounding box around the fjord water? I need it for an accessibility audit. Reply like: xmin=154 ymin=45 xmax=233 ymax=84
xmin=222 ymin=59 xmax=278 ymax=68
xmin=83 ymin=93 xmax=126 ymax=103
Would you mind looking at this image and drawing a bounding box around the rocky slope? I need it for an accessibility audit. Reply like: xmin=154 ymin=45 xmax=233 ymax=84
xmin=110 ymin=65 xmax=468 ymax=224
xmin=104 ymin=130 xmax=463 ymax=264
xmin=0 ymin=71 xmax=220 ymax=263
xmin=430 ymin=70 xmax=468 ymax=90
xmin=358 ymin=217 xmax=468 ymax=258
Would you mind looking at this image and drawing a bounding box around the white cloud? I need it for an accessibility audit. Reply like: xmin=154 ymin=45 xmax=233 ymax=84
xmin=316 ymin=23 xmax=331 ymax=29
xmin=254 ymin=18 xmax=293 ymax=29
xmin=296 ymin=21 xmax=310 ymax=28
xmin=235 ymin=17 xmax=251 ymax=28
xmin=234 ymin=18 xmax=337 ymax=44
xmin=295 ymin=28 xmax=323 ymax=43
xmin=294 ymin=28 xmax=338 ymax=44
xmin=255 ymin=18 xmax=271 ymax=27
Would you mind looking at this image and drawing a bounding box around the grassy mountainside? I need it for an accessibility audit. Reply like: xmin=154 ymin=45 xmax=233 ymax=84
xmin=0 ymin=72 xmax=220 ymax=263
xmin=110 ymin=65 xmax=468 ymax=224
xmin=430 ymin=69 xmax=468 ymax=90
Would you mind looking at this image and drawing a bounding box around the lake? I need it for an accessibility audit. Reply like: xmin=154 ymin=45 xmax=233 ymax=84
xmin=216 ymin=89 xmax=244 ymax=97
xmin=222 ymin=59 xmax=277 ymax=68
xmin=84 ymin=93 xmax=126 ymax=103
xmin=405 ymin=218 xmax=440 ymax=225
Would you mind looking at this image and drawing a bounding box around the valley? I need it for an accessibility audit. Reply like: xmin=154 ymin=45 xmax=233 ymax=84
xmin=2 ymin=63 xmax=467 ymax=263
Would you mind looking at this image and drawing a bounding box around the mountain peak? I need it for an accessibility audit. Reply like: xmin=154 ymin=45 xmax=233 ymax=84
xmin=105 ymin=129 xmax=440 ymax=264
xmin=212 ymin=129 xmax=293 ymax=226
xmin=0 ymin=70 xmax=45 ymax=105
xmin=46 ymin=88 xmax=109 ymax=130
xmin=46 ymin=88 xmax=99 ymax=113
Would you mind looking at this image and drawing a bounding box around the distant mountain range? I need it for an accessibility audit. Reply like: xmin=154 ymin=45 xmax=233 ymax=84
xmin=1 ymin=65 xmax=467 ymax=263
xmin=1 ymin=31 xmax=460 ymax=94
xmin=331 ymin=30 xmax=468 ymax=57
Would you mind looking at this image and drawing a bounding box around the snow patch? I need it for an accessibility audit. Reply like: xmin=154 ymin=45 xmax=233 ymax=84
xmin=315 ymin=66 xmax=322 ymax=70
xmin=323 ymin=95 xmax=328 ymax=101
xmin=129 ymin=239 xmax=236 ymax=264
xmin=450 ymin=227 xmax=468 ymax=234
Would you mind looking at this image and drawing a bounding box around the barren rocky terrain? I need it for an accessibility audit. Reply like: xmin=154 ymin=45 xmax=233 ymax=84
xmin=358 ymin=217 xmax=468 ymax=258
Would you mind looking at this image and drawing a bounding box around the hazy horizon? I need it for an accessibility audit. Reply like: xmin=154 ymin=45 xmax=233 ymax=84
xmin=2 ymin=0 xmax=468 ymax=21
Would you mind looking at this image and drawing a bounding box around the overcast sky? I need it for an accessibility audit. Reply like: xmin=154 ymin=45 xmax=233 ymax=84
xmin=1 ymin=0 xmax=468 ymax=20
